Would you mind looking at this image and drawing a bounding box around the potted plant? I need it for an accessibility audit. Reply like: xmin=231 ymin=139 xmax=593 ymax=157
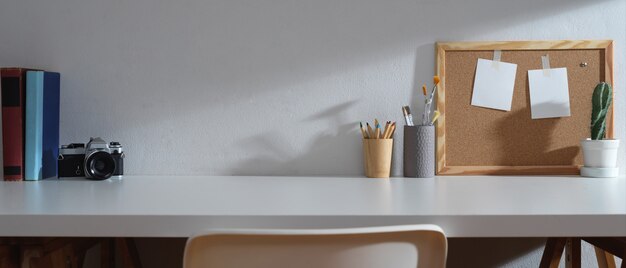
xmin=580 ymin=82 xmax=619 ymax=177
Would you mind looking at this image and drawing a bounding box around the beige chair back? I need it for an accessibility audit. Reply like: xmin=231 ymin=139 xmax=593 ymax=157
xmin=183 ymin=225 xmax=447 ymax=268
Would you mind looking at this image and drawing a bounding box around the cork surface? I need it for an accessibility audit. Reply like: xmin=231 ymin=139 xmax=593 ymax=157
xmin=444 ymin=49 xmax=606 ymax=166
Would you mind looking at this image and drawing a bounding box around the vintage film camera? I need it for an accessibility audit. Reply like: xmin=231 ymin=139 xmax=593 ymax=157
xmin=58 ymin=137 xmax=124 ymax=180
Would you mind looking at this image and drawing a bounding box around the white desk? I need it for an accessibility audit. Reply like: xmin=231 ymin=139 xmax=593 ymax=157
xmin=0 ymin=176 xmax=624 ymax=238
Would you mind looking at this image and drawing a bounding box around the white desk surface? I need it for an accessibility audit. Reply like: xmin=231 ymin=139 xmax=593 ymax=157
xmin=0 ymin=176 xmax=624 ymax=238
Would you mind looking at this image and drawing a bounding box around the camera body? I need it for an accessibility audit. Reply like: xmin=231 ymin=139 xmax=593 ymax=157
xmin=58 ymin=137 xmax=124 ymax=180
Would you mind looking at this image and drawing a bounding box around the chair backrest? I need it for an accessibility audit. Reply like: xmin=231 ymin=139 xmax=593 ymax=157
xmin=183 ymin=225 xmax=447 ymax=268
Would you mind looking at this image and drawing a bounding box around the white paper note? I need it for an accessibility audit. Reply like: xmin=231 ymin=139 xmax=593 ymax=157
xmin=528 ymin=67 xmax=571 ymax=119
xmin=471 ymin=58 xmax=518 ymax=111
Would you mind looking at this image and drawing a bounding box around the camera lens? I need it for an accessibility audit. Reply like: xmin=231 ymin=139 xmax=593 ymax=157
xmin=85 ymin=151 xmax=116 ymax=180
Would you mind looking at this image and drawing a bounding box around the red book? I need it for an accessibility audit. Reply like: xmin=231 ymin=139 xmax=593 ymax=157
xmin=1 ymin=68 xmax=28 ymax=181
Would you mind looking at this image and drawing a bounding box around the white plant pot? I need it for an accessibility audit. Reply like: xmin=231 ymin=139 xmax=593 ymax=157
xmin=580 ymin=139 xmax=620 ymax=168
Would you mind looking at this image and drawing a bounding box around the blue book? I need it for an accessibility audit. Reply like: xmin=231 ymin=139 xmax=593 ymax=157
xmin=41 ymin=72 xmax=60 ymax=180
xmin=25 ymin=72 xmax=44 ymax=180
xmin=24 ymin=71 xmax=60 ymax=180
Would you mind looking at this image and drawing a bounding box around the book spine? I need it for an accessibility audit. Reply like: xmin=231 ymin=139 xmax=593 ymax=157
xmin=25 ymin=71 xmax=44 ymax=180
xmin=41 ymin=72 xmax=60 ymax=179
xmin=1 ymin=68 xmax=26 ymax=181
xmin=0 ymin=72 xmax=3 ymax=180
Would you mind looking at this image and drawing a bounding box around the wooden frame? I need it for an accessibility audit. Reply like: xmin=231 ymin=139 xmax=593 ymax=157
xmin=436 ymin=40 xmax=614 ymax=175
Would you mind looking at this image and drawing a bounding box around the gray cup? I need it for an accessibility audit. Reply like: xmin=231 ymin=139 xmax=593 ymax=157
xmin=403 ymin=125 xmax=435 ymax=178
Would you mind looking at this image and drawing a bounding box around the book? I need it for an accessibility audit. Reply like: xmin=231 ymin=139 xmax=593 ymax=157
xmin=1 ymin=68 xmax=27 ymax=181
xmin=41 ymin=72 xmax=60 ymax=180
xmin=25 ymin=72 xmax=45 ymax=180
xmin=25 ymin=71 xmax=60 ymax=180
xmin=0 ymin=75 xmax=2 ymax=180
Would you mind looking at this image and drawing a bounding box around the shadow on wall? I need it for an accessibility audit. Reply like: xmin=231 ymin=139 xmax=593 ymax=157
xmin=409 ymin=43 xmax=440 ymax=124
xmin=229 ymin=101 xmax=362 ymax=176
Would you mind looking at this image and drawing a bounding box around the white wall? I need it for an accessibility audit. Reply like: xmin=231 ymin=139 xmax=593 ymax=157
xmin=1 ymin=0 xmax=624 ymax=267
xmin=1 ymin=0 xmax=624 ymax=177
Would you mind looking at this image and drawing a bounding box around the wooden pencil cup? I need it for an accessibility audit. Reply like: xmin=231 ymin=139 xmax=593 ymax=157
xmin=363 ymin=139 xmax=393 ymax=178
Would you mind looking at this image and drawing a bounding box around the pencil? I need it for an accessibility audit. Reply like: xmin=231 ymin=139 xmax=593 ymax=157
xmin=389 ymin=122 xmax=396 ymax=138
xmin=367 ymin=123 xmax=374 ymax=138
xmin=382 ymin=121 xmax=391 ymax=139
xmin=376 ymin=124 xmax=381 ymax=139
xmin=359 ymin=122 xmax=368 ymax=139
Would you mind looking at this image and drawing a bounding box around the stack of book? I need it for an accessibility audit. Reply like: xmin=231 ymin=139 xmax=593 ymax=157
xmin=1 ymin=68 xmax=60 ymax=181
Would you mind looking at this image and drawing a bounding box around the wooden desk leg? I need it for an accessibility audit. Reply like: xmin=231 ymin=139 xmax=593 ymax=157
xmin=0 ymin=245 xmax=18 ymax=268
xmin=565 ymin=238 xmax=581 ymax=268
xmin=20 ymin=246 xmax=42 ymax=268
xmin=101 ymin=238 xmax=115 ymax=268
xmin=70 ymin=238 xmax=100 ymax=268
xmin=540 ymin=238 xmax=567 ymax=268
xmin=116 ymin=238 xmax=143 ymax=268
xmin=22 ymin=247 xmax=68 ymax=268
xmin=594 ymin=246 xmax=617 ymax=268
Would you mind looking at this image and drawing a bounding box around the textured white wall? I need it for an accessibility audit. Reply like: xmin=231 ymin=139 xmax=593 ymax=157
xmin=1 ymin=0 xmax=624 ymax=267
xmin=1 ymin=0 xmax=624 ymax=177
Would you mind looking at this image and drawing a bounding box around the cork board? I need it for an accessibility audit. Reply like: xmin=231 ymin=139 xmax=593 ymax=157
xmin=436 ymin=41 xmax=614 ymax=175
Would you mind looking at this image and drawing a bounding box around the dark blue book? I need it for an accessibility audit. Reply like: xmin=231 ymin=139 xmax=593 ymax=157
xmin=42 ymin=72 xmax=60 ymax=179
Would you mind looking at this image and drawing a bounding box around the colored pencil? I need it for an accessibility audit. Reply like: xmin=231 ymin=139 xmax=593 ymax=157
xmin=366 ymin=123 xmax=374 ymax=138
xmin=375 ymin=123 xmax=381 ymax=139
xmin=359 ymin=122 xmax=368 ymax=139
xmin=389 ymin=122 xmax=396 ymax=138
xmin=382 ymin=121 xmax=391 ymax=139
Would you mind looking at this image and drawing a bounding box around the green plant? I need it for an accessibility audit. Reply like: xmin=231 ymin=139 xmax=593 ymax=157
xmin=590 ymin=82 xmax=612 ymax=140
